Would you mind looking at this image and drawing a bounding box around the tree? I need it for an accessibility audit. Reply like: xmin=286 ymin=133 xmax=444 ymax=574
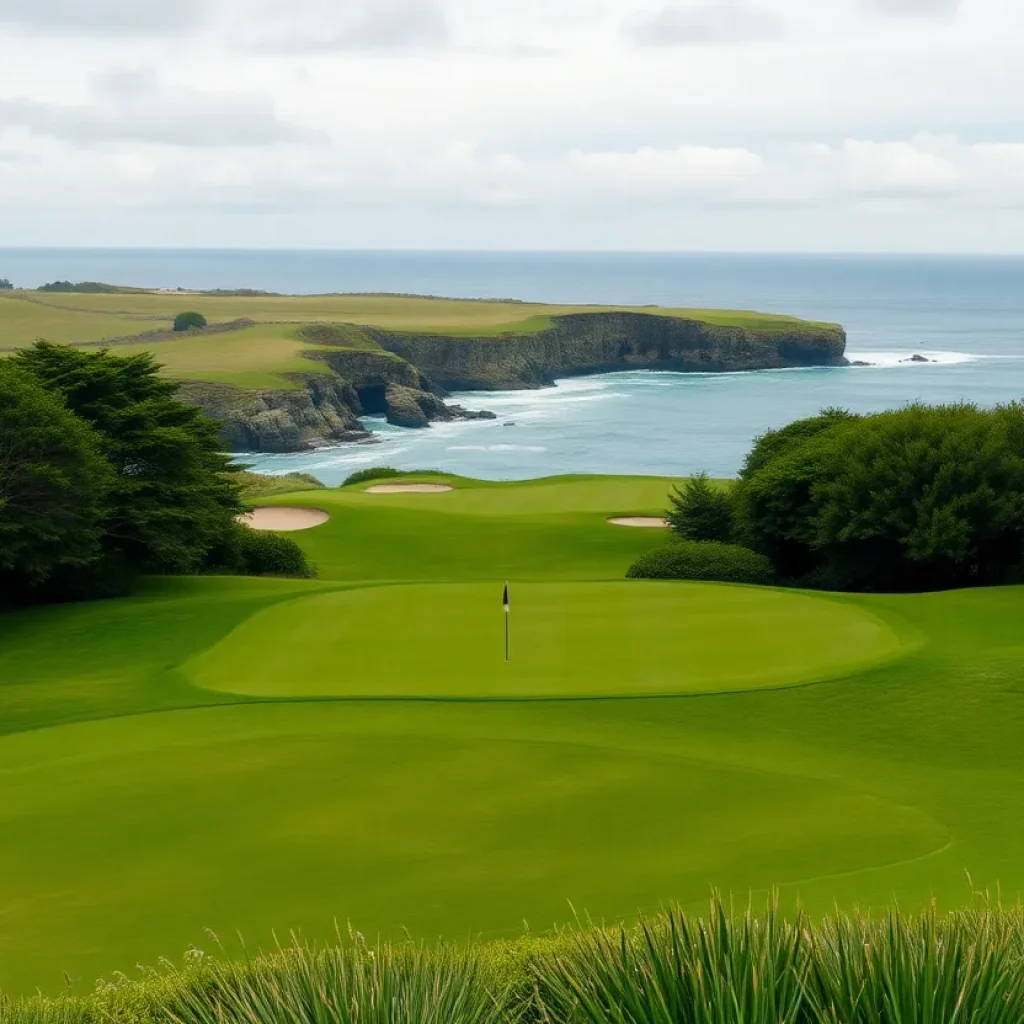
xmin=14 ymin=342 xmax=244 ymax=578
xmin=0 ymin=278 xmax=13 ymax=290
xmin=0 ymin=362 xmax=113 ymax=601
xmin=174 ymin=311 xmax=207 ymax=332
xmin=741 ymin=407 xmax=858 ymax=479
xmin=666 ymin=472 xmax=734 ymax=542
xmin=737 ymin=403 xmax=1024 ymax=592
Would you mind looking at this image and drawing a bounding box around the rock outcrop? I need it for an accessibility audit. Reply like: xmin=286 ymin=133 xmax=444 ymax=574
xmin=384 ymin=383 xmax=497 ymax=429
xmin=177 ymin=376 xmax=369 ymax=453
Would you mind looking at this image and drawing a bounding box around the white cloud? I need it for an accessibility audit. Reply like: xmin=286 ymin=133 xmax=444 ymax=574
xmin=247 ymin=0 xmax=451 ymax=52
xmin=863 ymin=0 xmax=960 ymax=18
xmin=567 ymin=145 xmax=765 ymax=198
xmin=0 ymin=70 xmax=316 ymax=147
xmin=624 ymin=3 xmax=784 ymax=45
xmin=1 ymin=0 xmax=1023 ymax=249
xmin=834 ymin=136 xmax=963 ymax=198
xmin=0 ymin=0 xmax=205 ymax=33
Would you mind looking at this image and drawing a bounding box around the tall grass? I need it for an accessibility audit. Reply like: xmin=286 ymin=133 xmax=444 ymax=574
xmin=3 ymin=897 xmax=1023 ymax=1024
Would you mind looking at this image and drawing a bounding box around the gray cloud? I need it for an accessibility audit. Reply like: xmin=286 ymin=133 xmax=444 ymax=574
xmin=624 ymin=3 xmax=784 ymax=46
xmin=863 ymin=0 xmax=960 ymax=16
xmin=253 ymin=0 xmax=450 ymax=53
xmin=0 ymin=71 xmax=316 ymax=147
xmin=0 ymin=0 xmax=205 ymax=33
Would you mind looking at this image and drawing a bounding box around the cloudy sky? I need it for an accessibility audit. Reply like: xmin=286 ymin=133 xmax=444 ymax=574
xmin=0 ymin=0 xmax=1021 ymax=251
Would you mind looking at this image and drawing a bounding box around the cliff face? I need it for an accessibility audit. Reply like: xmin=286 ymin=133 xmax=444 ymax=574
xmin=177 ymin=376 xmax=369 ymax=453
xmin=369 ymin=312 xmax=847 ymax=391
xmin=178 ymin=311 xmax=846 ymax=452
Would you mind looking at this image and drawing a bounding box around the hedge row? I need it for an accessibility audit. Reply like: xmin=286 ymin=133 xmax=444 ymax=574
xmin=627 ymin=540 xmax=775 ymax=586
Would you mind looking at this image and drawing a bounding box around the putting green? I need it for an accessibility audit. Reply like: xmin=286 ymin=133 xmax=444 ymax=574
xmin=0 ymin=703 xmax=945 ymax=992
xmin=187 ymin=581 xmax=908 ymax=699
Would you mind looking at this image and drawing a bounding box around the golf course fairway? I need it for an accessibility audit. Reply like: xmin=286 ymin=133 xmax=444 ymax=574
xmin=2 ymin=474 xmax=1024 ymax=995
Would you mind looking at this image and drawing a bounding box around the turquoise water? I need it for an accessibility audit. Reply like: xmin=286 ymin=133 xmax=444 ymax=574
xmin=4 ymin=249 xmax=1023 ymax=480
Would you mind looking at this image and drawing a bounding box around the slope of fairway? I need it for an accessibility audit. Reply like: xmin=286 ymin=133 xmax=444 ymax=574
xmin=0 ymin=702 xmax=946 ymax=993
xmin=187 ymin=582 xmax=908 ymax=699
xmin=5 ymin=476 xmax=1024 ymax=995
xmin=251 ymin=475 xmax=681 ymax=581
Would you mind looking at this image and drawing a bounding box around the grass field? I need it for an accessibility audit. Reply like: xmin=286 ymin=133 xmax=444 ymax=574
xmin=2 ymin=474 xmax=1023 ymax=995
xmin=0 ymin=291 xmax=841 ymax=390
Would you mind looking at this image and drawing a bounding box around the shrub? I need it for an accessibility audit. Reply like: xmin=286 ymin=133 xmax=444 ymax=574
xmin=4 ymin=898 xmax=1024 ymax=1024
xmin=0 ymin=277 xmax=13 ymax=290
xmin=626 ymin=540 xmax=774 ymax=585
xmin=206 ymin=523 xmax=315 ymax=578
xmin=234 ymin=470 xmax=325 ymax=499
xmin=666 ymin=472 xmax=734 ymax=542
xmin=173 ymin=311 xmax=207 ymax=332
xmin=342 ymin=466 xmax=439 ymax=487
xmin=737 ymin=402 xmax=1024 ymax=592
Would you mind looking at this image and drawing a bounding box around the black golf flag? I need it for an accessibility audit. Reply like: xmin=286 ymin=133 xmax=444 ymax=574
xmin=503 ymin=582 xmax=510 ymax=662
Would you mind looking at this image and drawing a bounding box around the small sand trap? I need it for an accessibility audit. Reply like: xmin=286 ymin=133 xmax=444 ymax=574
xmin=608 ymin=516 xmax=671 ymax=528
xmin=241 ymin=507 xmax=330 ymax=531
xmin=364 ymin=483 xmax=454 ymax=494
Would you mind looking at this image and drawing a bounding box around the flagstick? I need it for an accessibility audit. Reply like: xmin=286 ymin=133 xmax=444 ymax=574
xmin=503 ymin=580 xmax=510 ymax=663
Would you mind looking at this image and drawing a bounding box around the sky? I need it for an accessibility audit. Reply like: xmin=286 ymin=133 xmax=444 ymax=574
xmin=0 ymin=0 xmax=1021 ymax=252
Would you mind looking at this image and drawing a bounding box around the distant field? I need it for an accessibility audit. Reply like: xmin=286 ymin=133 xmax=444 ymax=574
xmin=2 ymin=472 xmax=1024 ymax=994
xmin=0 ymin=289 xmax=842 ymax=390
xmin=116 ymin=324 xmax=343 ymax=390
xmin=0 ymin=290 xmax=839 ymax=346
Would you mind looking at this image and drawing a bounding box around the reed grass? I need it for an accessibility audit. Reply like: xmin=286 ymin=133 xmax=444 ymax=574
xmin=3 ymin=897 xmax=1023 ymax=1024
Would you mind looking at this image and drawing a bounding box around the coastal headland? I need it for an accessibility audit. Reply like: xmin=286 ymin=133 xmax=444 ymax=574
xmin=0 ymin=288 xmax=846 ymax=452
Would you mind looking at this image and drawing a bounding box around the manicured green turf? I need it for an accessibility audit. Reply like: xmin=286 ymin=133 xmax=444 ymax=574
xmin=2 ymin=475 xmax=1024 ymax=996
xmin=188 ymin=582 xmax=906 ymax=699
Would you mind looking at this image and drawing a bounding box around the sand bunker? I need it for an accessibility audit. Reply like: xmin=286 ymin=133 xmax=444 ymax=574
xmin=365 ymin=483 xmax=454 ymax=494
xmin=240 ymin=507 xmax=330 ymax=531
xmin=608 ymin=516 xmax=670 ymax=528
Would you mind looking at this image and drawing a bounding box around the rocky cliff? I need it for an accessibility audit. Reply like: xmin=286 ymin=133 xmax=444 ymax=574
xmin=179 ymin=311 xmax=845 ymax=452
xmin=368 ymin=312 xmax=847 ymax=391
xmin=178 ymin=376 xmax=370 ymax=453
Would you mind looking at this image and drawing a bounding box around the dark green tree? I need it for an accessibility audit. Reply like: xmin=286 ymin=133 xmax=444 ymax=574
xmin=173 ymin=311 xmax=208 ymax=332
xmin=738 ymin=403 xmax=1024 ymax=592
xmin=740 ymin=407 xmax=858 ymax=479
xmin=666 ymin=472 xmax=734 ymax=542
xmin=0 ymin=278 xmax=13 ymax=290
xmin=0 ymin=362 xmax=113 ymax=600
xmin=14 ymin=342 xmax=243 ymax=578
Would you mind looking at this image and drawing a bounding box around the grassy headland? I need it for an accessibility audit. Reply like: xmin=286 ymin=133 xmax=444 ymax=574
xmin=0 ymin=289 xmax=847 ymax=452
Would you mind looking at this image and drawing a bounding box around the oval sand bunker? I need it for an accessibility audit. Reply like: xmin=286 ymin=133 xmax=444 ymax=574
xmin=241 ymin=507 xmax=330 ymax=531
xmin=365 ymin=483 xmax=454 ymax=494
xmin=608 ymin=516 xmax=670 ymax=528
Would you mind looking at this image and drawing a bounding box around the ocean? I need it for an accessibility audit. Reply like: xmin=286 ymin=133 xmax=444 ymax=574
xmin=4 ymin=249 xmax=1023 ymax=481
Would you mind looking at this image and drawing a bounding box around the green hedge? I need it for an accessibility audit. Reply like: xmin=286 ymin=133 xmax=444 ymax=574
xmin=342 ymin=466 xmax=441 ymax=487
xmin=627 ymin=540 xmax=774 ymax=585
xmin=234 ymin=470 xmax=325 ymax=499
xmin=204 ymin=524 xmax=314 ymax=579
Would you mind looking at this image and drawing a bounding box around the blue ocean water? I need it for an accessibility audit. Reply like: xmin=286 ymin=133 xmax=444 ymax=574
xmin=3 ymin=249 xmax=1023 ymax=481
